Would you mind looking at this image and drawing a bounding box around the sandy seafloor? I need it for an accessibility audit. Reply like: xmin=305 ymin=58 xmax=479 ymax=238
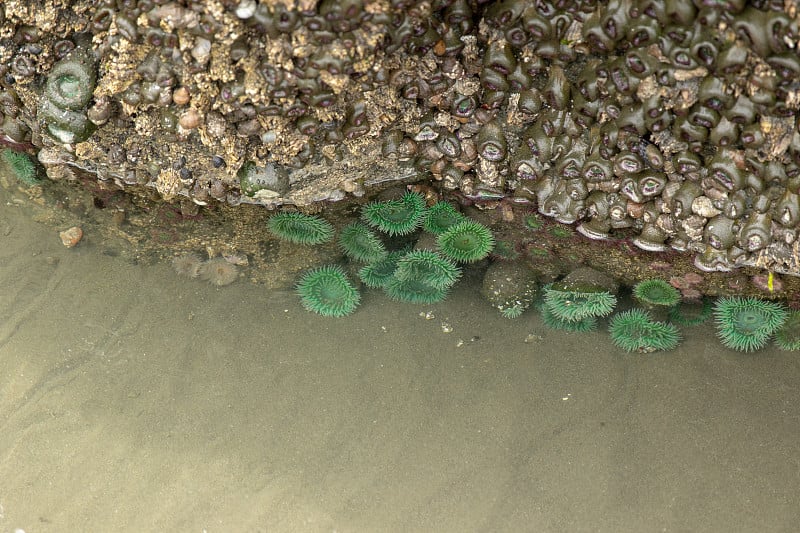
xmin=1 ymin=186 xmax=800 ymax=533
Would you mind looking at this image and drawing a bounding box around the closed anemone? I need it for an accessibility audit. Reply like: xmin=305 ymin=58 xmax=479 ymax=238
xmin=361 ymin=192 xmax=426 ymax=236
xmin=609 ymin=309 xmax=681 ymax=353
xmin=297 ymin=265 xmax=360 ymax=317
xmin=268 ymin=212 xmax=334 ymax=245
xmin=339 ymin=222 xmax=387 ymax=263
xmin=714 ymin=296 xmax=788 ymax=352
xmin=423 ymin=201 xmax=465 ymax=234
xmin=437 ymin=220 xmax=495 ymax=262
xmin=393 ymin=249 xmax=461 ymax=290
xmin=633 ymin=279 xmax=681 ymax=308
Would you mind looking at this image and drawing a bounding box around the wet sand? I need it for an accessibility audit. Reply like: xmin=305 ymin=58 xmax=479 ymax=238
xmin=1 ymin=194 xmax=800 ymax=532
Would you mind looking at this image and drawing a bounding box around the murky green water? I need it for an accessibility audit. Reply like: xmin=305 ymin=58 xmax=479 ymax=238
xmin=1 ymin=180 xmax=800 ymax=532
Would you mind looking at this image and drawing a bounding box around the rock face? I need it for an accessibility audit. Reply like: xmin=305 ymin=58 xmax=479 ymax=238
xmin=1 ymin=2 xmax=800 ymax=275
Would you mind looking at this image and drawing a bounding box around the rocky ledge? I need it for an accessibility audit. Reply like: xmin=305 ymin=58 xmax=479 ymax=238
xmin=1 ymin=1 xmax=800 ymax=278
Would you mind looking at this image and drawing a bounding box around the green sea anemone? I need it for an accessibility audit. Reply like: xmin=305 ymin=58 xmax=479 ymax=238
xmin=524 ymin=214 xmax=543 ymax=230
xmin=774 ymin=311 xmax=800 ymax=351
xmin=542 ymin=285 xmax=617 ymax=322
xmin=633 ymin=279 xmax=681 ymax=308
xmin=437 ymin=220 xmax=495 ymax=262
xmin=361 ymin=192 xmax=426 ymax=236
xmin=669 ymin=298 xmax=713 ymax=326
xmin=339 ymin=222 xmax=387 ymax=263
xmin=423 ymin=201 xmax=465 ymax=234
xmin=268 ymin=212 xmax=334 ymax=245
xmin=541 ymin=305 xmax=598 ymax=332
xmin=549 ymin=225 xmax=573 ymax=238
xmin=358 ymin=251 xmax=403 ymax=288
xmin=1 ymin=149 xmax=40 ymax=186
xmin=609 ymin=309 xmax=681 ymax=353
xmin=714 ymin=296 xmax=788 ymax=352
xmin=501 ymin=304 xmax=525 ymax=319
xmin=393 ymin=249 xmax=461 ymax=290
xmin=402 ymin=190 xmax=427 ymax=211
xmin=491 ymin=240 xmax=520 ymax=261
xmin=296 ymin=265 xmax=360 ymax=317
xmin=384 ymin=277 xmax=448 ymax=304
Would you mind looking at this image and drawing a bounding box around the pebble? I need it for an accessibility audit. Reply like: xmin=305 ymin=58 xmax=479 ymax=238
xmin=59 ymin=226 xmax=83 ymax=247
xmin=172 ymin=86 xmax=190 ymax=105
xmin=179 ymin=108 xmax=201 ymax=129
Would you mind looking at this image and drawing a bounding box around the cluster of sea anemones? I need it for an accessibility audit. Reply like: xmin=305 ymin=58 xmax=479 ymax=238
xmin=267 ymin=199 xmax=800 ymax=356
xmin=358 ymin=194 xmax=475 ymax=304
xmin=288 ymin=192 xmax=495 ymax=315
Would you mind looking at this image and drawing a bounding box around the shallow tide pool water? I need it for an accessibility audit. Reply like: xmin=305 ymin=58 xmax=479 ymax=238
xmin=1 ymin=182 xmax=800 ymax=532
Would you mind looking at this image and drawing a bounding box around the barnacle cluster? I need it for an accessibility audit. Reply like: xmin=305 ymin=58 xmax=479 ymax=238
xmin=1 ymin=1 xmax=800 ymax=277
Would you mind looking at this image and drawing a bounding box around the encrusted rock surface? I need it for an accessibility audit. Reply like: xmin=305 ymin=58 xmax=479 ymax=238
xmin=1 ymin=1 xmax=800 ymax=277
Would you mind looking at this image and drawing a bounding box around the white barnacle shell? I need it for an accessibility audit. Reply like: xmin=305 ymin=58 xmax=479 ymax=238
xmin=691 ymin=196 xmax=721 ymax=218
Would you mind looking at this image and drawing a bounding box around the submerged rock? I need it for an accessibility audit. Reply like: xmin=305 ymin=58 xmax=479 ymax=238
xmin=481 ymin=260 xmax=539 ymax=318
